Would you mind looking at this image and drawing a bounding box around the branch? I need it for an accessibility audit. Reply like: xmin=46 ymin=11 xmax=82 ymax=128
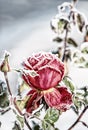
xmin=0 ymin=107 xmax=11 ymax=115
xmin=68 ymin=105 xmax=88 ymax=130
xmin=62 ymin=27 xmax=68 ymax=62
xmin=24 ymin=114 xmax=32 ymax=130
xmin=79 ymin=121 xmax=88 ymax=128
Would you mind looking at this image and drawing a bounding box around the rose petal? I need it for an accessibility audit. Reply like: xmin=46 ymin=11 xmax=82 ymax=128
xmin=26 ymin=90 xmax=42 ymax=113
xmin=38 ymin=66 xmax=62 ymax=90
xmin=49 ymin=59 xmax=64 ymax=78
xmin=57 ymin=87 xmax=72 ymax=110
xmin=44 ymin=87 xmax=72 ymax=111
xmin=22 ymin=72 xmax=40 ymax=89
xmin=44 ymin=88 xmax=61 ymax=107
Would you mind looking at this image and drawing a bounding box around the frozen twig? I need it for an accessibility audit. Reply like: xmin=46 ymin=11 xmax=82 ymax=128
xmin=68 ymin=105 xmax=88 ymax=130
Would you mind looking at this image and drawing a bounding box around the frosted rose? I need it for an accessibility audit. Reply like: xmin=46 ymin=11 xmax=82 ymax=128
xmin=22 ymin=52 xmax=64 ymax=90
xmin=21 ymin=52 xmax=72 ymax=113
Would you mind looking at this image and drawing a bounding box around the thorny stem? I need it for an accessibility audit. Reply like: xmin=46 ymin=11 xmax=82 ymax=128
xmin=68 ymin=105 xmax=88 ymax=130
xmin=4 ymin=72 xmax=12 ymax=96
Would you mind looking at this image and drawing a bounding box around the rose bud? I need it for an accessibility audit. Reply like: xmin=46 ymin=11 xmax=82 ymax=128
xmin=0 ymin=51 xmax=10 ymax=72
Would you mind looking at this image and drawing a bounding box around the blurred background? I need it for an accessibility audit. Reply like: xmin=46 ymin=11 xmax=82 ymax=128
xmin=0 ymin=0 xmax=88 ymax=67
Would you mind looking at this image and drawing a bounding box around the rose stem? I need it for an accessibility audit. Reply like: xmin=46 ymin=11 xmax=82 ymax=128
xmin=62 ymin=27 xmax=68 ymax=62
xmin=68 ymin=105 xmax=88 ymax=130
xmin=4 ymin=72 xmax=12 ymax=96
xmin=24 ymin=114 xmax=32 ymax=130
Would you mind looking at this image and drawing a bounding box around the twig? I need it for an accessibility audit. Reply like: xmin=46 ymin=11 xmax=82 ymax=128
xmin=24 ymin=114 xmax=32 ymax=130
xmin=4 ymin=72 xmax=12 ymax=96
xmin=13 ymin=97 xmax=23 ymax=116
xmin=79 ymin=121 xmax=88 ymax=128
xmin=0 ymin=107 xmax=11 ymax=115
xmin=68 ymin=105 xmax=88 ymax=130
xmin=62 ymin=27 xmax=68 ymax=62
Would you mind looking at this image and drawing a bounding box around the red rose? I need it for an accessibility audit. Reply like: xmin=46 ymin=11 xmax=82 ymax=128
xmin=22 ymin=52 xmax=64 ymax=90
xmin=21 ymin=52 xmax=72 ymax=113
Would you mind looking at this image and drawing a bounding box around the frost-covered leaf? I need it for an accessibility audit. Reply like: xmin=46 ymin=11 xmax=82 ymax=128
xmin=63 ymin=76 xmax=75 ymax=92
xmin=72 ymin=55 xmax=86 ymax=66
xmin=67 ymin=38 xmax=78 ymax=47
xmin=57 ymin=19 xmax=69 ymax=33
xmin=50 ymin=17 xmax=70 ymax=34
xmin=0 ymin=80 xmax=9 ymax=108
xmin=76 ymin=13 xmax=85 ymax=32
xmin=0 ymin=93 xmax=9 ymax=108
xmin=81 ymin=42 xmax=88 ymax=54
xmin=58 ymin=2 xmax=72 ymax=16
xmin=73 ymin=96 xmax=83 ymax=113
xmin=53 ymin=37 xmax=63 ymax=43
xmin=44 ymin=108 xmax=60 ymax=125
xmin=16 ymin=115 xmax=24 ymax=128
xmin=0 ymin=80 xmax=7 ymax=96
xmin=42 ymin=120 xmax=55 ymax=130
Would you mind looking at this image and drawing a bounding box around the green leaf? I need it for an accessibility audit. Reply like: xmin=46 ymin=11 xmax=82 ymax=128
xmin=81 ymin=47 xmax=88 ymax=54
xmin=63 ymin=76 xmax=75 ymax=92
xmin=0 ymin=80 xmax=9 ymax=108
xmin=42 ymin=120 xmax=55 ymax=130
xmin=16 ymin=115 xmax=24 ymax=128
xmin=0 ymin=80 xmax=7 ymax=96
xmin=57 ymin=19 xmax=70 ymax=34
xmin=73 ymin=96 xmax=83 ymax=111
xmin=53 ymin=37 xmax=63 ymax=43
xmin=67 ymin=38 xmax=78 ymax=47
xmin=44 ymin=108 xmax=60 ymax=125
xmin=0 ymin=93 xmax=9 ymax=108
